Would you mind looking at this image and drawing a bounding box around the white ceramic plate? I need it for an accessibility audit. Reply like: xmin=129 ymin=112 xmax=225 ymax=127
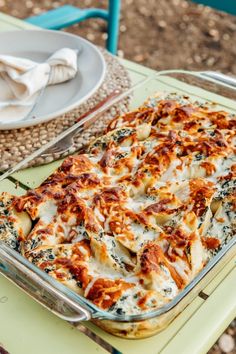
xmin=0 ymin=30 xmax=106 ymax=130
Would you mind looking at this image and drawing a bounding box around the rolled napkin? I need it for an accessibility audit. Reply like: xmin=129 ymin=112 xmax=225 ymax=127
xmin=0 ymin=48 xmax=78 ymax=123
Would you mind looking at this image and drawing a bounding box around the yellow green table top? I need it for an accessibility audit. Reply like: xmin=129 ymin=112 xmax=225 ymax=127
xmin=0 ymin=12 xmax=235 ymax=354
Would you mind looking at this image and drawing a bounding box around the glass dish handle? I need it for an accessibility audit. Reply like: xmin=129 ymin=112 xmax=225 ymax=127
xmin=0 ymin=243 xmax=92 ymax=322
xmin=200 ymin=71 xmax=236 ymax=88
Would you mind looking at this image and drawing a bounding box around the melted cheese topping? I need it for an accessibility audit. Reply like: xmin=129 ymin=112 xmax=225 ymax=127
xmin=2 ymin=93 xmax=235 ymax=316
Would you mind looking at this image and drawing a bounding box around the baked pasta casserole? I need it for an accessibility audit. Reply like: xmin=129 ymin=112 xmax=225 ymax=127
xmin=0 ymin=93 xmax=235 ymax=317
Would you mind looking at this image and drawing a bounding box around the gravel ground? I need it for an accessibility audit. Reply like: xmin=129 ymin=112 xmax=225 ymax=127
xmin=0 ymin=0 xmax=235 ymax=353
xmin=2 ymin=0 xmax=236 ymax=74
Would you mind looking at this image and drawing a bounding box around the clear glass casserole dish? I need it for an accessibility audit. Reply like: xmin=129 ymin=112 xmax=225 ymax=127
xmin=0 ymin=70 xmax=235 ymax=340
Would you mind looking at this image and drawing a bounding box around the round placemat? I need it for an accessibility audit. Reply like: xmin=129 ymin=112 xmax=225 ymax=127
xmin=0 ymin=48 xmax=131 ymax=171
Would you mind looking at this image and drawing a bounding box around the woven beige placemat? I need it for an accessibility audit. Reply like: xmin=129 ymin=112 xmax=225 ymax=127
xmin=0 ymin=48 xmax=131 ymax=171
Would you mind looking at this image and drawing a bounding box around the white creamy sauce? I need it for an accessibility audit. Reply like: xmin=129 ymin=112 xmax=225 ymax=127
xmin=70 ymin=224 xmax=88 ymax=243
xmin=107 ymin=285 xmax=167 ymax=315
xmin=130 ymin=222 xmax=159 ymax=248
xmin=148 ymin=265 xmax=179 ymax=299
xmin=209 ymin=155 xmax=236 ymax=182
xmin=159 ymin=159 xmax=183 ymax=182
xmin=104 ymin=235 xmax=134 ymax=267
xmin=126 ymin=197 xmax=146 ymax=212
xmin=170 ymin=181 xmax=190 ymax=203
xmin=38 ymin=200 xmax=57 ymax=223
xmin=108 ymin=286 xmax=140 ymax=315
xmin=88 ymin=259 xmax=124 ymax=279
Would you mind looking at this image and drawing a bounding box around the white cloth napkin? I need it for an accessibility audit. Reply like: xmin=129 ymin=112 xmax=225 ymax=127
xmin=0 ymin=48 xmax=78 ymax=123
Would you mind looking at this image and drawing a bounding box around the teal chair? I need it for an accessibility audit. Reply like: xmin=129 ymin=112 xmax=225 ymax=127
xmin=191 ymin=0 xmax=236 ymax=15
xmin=25 ymin=0 xmax=121 ymax=54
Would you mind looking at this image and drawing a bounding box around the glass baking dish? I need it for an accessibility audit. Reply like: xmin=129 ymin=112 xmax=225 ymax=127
xmin=0 ymin=70 xmax=235 ymax=340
